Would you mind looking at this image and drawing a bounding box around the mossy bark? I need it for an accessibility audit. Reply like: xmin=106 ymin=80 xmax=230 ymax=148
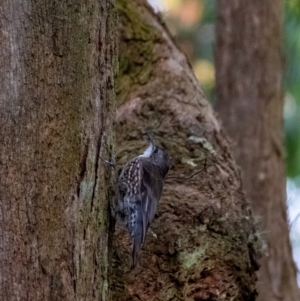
xmin=215 ymin=1 xmax=299 ymax=301
xmin=0 ymin=1 xmax=116 ymax=300
xmin=111 ymin=1 xmax=260 ymax=300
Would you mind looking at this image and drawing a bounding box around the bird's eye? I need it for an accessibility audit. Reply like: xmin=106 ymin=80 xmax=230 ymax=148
xmin=154 ymin=148 xmax=158 ymax=154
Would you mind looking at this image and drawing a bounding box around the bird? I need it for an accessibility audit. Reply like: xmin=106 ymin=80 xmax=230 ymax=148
xmin=117 ymin=135 xmax=170 ymax=268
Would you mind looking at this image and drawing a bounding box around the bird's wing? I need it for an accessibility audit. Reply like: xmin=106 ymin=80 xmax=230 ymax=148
xmin=139 ymin=160 xmax=163 ymax=243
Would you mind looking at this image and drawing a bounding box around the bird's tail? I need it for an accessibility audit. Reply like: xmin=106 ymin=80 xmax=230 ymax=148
xmin=131 ymin=201 xmax=145 ymax=269
xmin=131 ymin=230 xmax=143 ymax=269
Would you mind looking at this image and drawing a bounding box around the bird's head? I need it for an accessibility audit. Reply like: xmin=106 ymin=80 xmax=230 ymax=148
xmin=139 ymin=134 xmax=170 ymax=178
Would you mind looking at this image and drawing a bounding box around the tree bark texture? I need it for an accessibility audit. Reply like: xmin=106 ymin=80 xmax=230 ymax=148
xmin=215 ymin=1 xmax=299 ymax=300
xmin=111 ymin=1 xmax=261 ymax=300
xmin=0 ymin=1 xmax=116 ymax=300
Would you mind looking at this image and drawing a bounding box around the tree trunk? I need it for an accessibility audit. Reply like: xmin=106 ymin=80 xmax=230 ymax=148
xmin=0 ymin=1 xmax=116 ymax=300
xmin=215 ymin=1 xmax=299 ymax=300
xmin=111 ymin=1 xmax=260 ymax=300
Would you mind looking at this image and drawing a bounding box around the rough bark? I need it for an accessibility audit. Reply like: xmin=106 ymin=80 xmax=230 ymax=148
xmin=215 ymin=1 xmax=299 ymax=300
xmin=0 ymin=1 xmax=116 ymax=300
xmin=111 ymin=1 xmax=261 ymax=300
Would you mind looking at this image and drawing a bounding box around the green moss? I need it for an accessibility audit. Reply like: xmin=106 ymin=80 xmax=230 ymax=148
xmin=116 ymin=0 xmax=163 ymax=104
xmin=117 ymin=0 xmax=160 ymax=41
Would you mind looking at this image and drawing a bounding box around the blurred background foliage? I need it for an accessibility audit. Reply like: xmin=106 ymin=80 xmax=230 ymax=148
xmin=284 ymin=0 xmax=300 ymax=177
xmin=162 ymin=0 xmax=216 ymax=101
xmin=158 ymin=0 xmax=300 ymax=179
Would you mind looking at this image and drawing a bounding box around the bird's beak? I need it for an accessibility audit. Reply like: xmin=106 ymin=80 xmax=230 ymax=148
xmin=146 ymin=133 xmax=155 ymax=146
